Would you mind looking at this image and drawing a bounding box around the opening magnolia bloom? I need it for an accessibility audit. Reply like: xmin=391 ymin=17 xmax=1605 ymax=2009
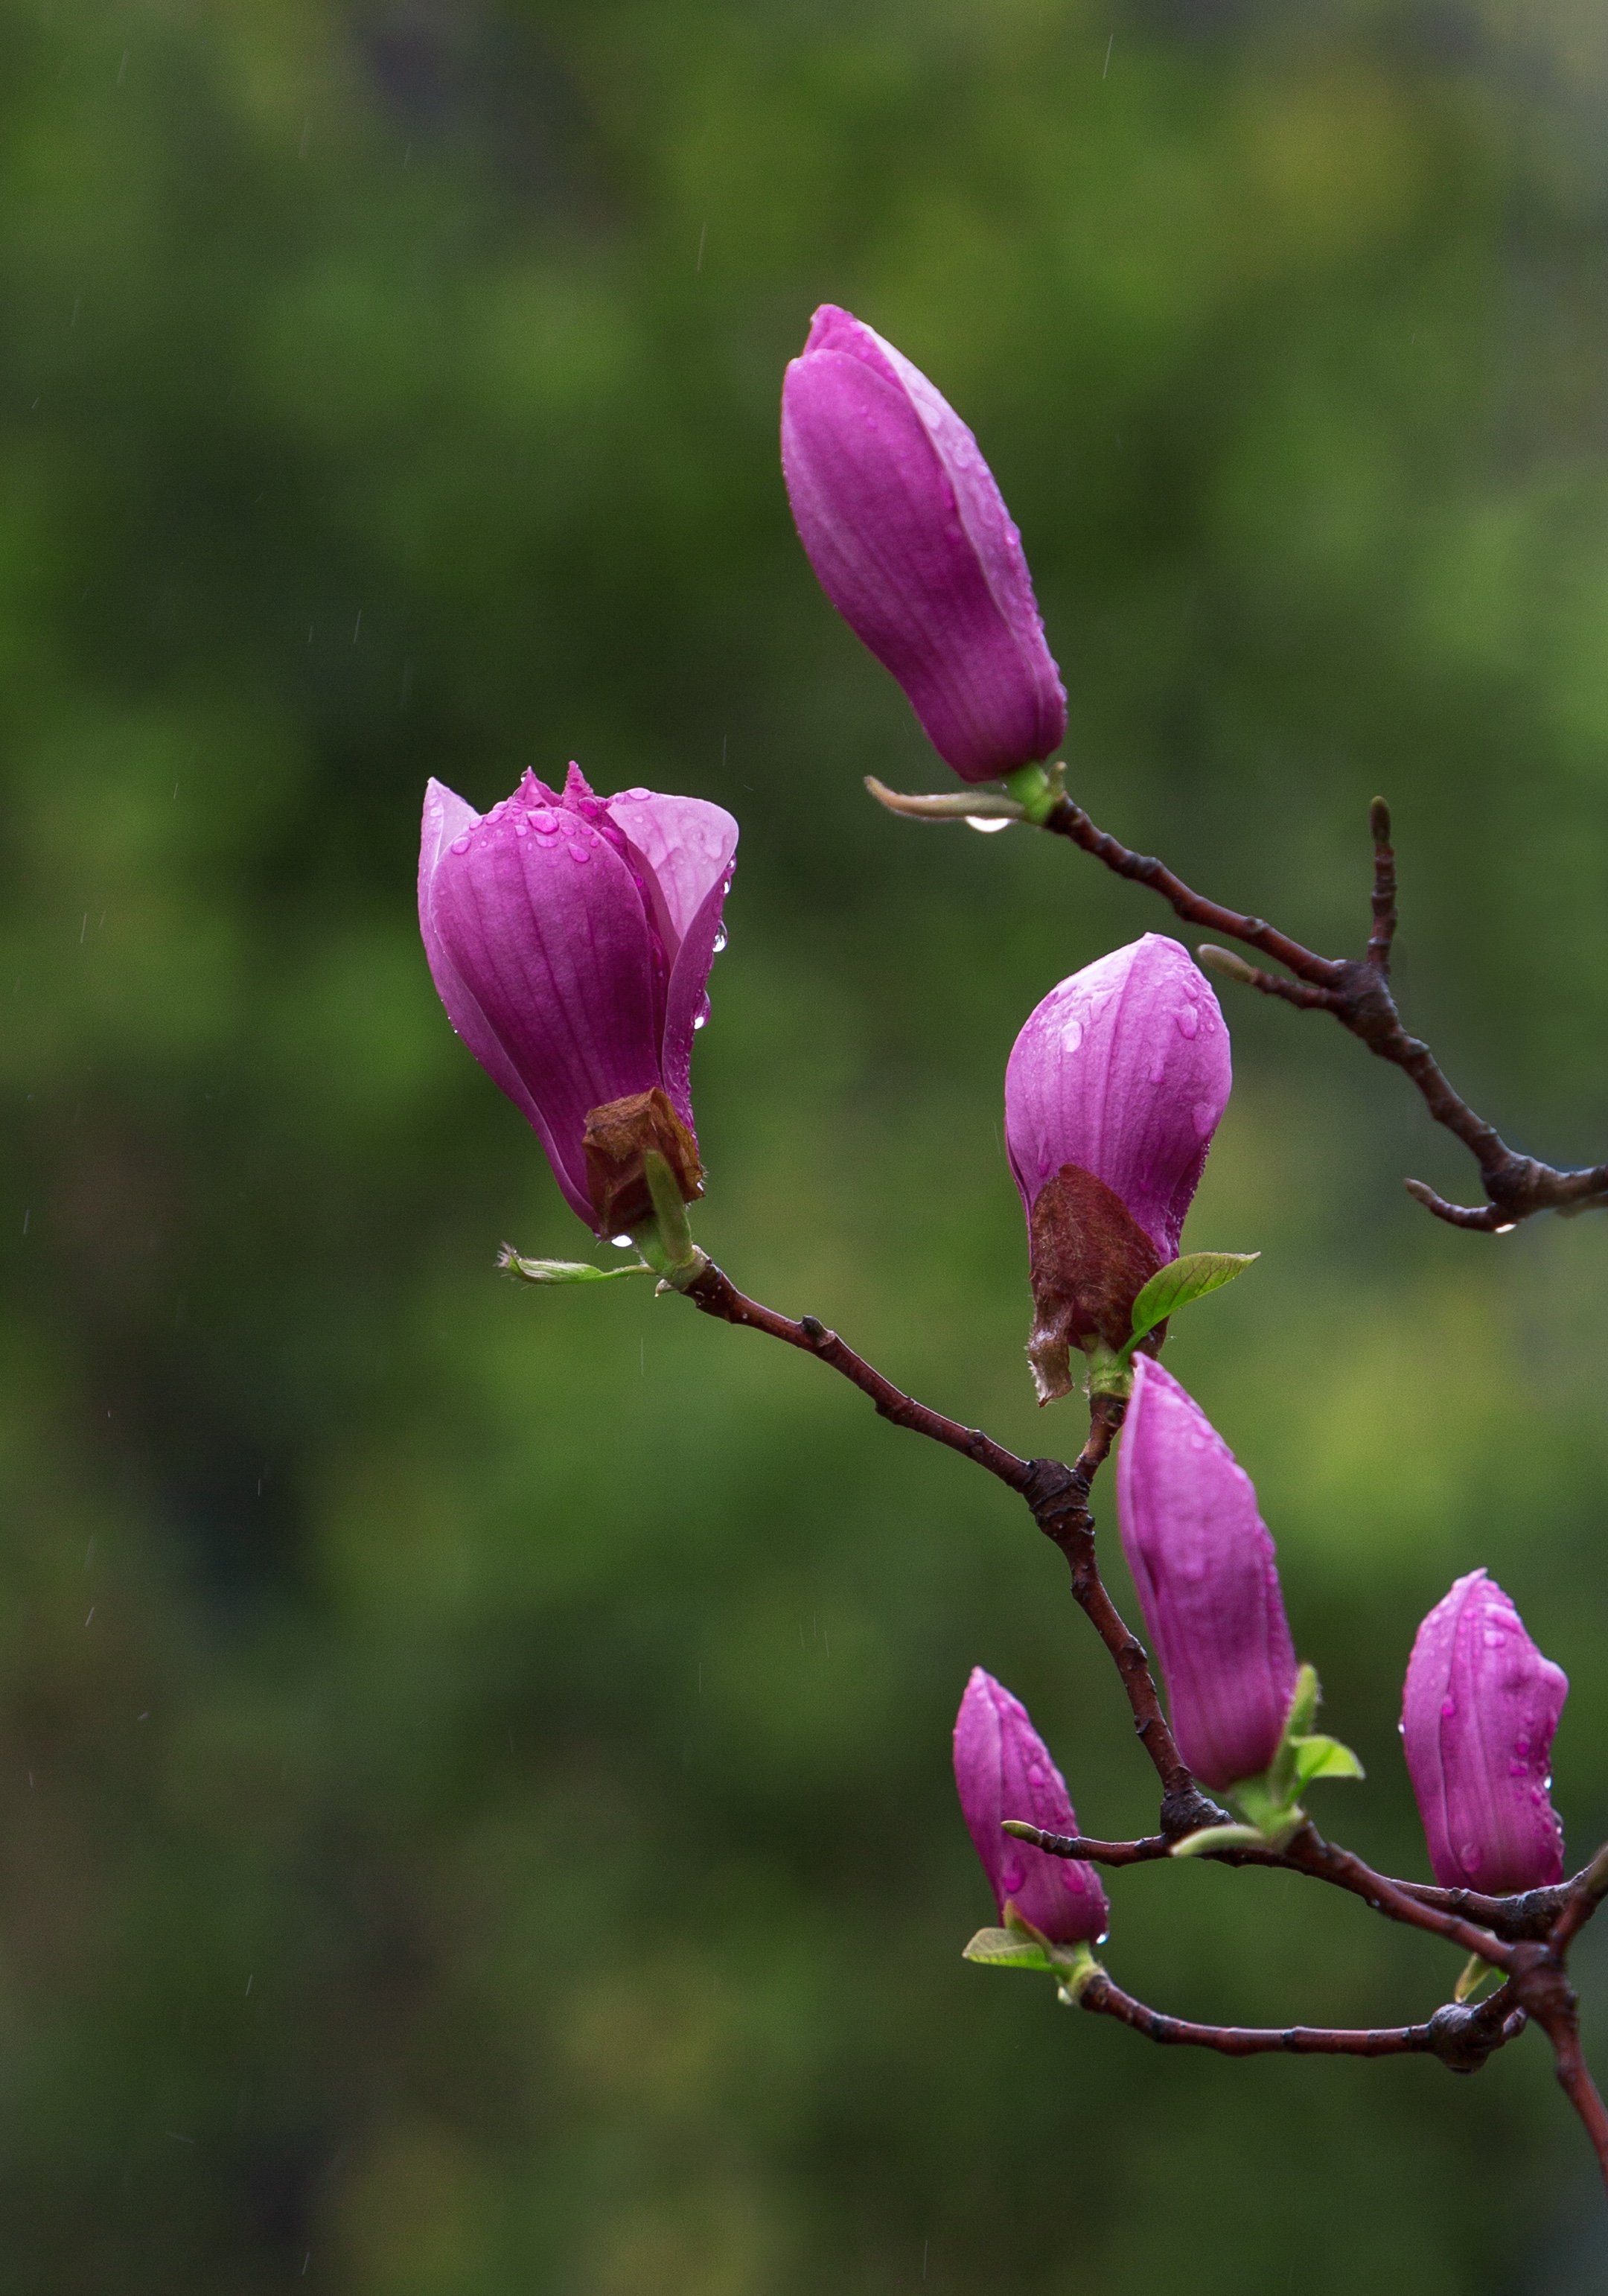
xmin=782 ymin=304 xmax=1066 ymax=784
xmin=418 ymin=765 xmax=738 ymax=1233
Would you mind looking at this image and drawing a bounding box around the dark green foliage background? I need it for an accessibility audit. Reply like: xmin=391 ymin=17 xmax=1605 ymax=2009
xmin=3 ymin=0 xmax=1608 ymax=2286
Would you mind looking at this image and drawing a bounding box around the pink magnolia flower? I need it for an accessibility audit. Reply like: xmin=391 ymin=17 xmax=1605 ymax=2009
xmin=953 ymin=1667 xmax=1108 ymax=1944
xmin=1116 ymin=1356 xmax=1298 ymax=1792
xmin=1004 ymin=935 xmax=1232 ymax=1394
xmin=1402 ymin=1569 xmax=1567 ymax=1895
xmin=418 ymin=765 xmax=737 ymax=1232
xmin=782 ymin=304 xmax=1066 ymax=784
xmin=1005 ymin=934 xmax=1231 ymax=1266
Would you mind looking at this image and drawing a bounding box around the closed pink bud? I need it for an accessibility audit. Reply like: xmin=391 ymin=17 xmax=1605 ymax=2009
xmin=418 ymin=766 xmax=737 ymax=1233
xmin=781 ymin=304 xmax=1066 ymax=785
xmin=952 ymin=1667 xmax=1108 ymax=1944
xmin=1116 ymin=1356 xmax=1298 ymax=1792
xmin=1004 ymin=935 xmax=1232 ymax=1394
xmin=1401 ymin=1569 xmax=1567 ymax=1895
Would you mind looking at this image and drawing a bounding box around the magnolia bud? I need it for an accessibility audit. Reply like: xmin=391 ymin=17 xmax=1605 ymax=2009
xmin=782 ymin=305 xmax=1066 ymax=785
xmin=1401 ymin=1569 xmax=1567 ymax=1895
xmin=1004 ymin=935 xmax=1231 ymax=1400
xmin=952 ymin=1667 xmax=1108 ymax=1943
xmin=1116 ymin=1356 xmax=1298 ymax=1793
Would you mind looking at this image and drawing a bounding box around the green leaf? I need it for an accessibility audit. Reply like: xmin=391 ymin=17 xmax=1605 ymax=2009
xmin=1283 ymin=1662 xmax=1320 ymax=1741
xmin=1169 ymin=1823 xmax=1266 ymax=1858
xmin=1291 ymin=1735 xmax=1365 ymax=1785
xmin=1455 ymin=1954 xmax=1499 ymax=2004
xmin=1126 ymin=1251 xmax=1260 ymax=1350
xmin=641 ymin=1149 xmax=699 ymax=1275
xmin=962 ymin=1927 xmax=1061 ymax=1973
xmin=498 ymin=1249 xmax=651 ymax=1286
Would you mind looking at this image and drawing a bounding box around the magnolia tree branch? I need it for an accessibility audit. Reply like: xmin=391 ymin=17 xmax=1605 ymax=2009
xmin=867 ymin=774 xmax=1608 ymax=1230
xmin=681 ymin=1264 xmax=1219 ymax=1832
xmin=1078 ymin=1968 xmax=1525 ymax=2071
xmin=1038 ymin=791 xmax=1608 ymax=1232
xmin=672 ymin=1263 xmax=1608 ymax=2181
xmin=1015 ymin=1825 xmax=1574 ymax=1942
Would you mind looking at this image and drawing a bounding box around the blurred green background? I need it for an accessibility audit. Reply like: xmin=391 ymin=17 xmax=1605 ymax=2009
xmin=4 ymin=0 xmax=1608 ymax=2286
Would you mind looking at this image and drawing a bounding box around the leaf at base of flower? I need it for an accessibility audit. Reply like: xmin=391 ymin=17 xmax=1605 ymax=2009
xmin=1290 ymin=1734 xmax=1365 ymax=1785
xmin=1169 ymin=1823 xmax=1266 ymax=1858
xmin=962 ymin=1927 xmax=1062 ymax=1972
xmin=1123 ymin=1251 xmax=1260 ymax=1356
xmin=497 ymin=1246 xmax=651 ymax=1285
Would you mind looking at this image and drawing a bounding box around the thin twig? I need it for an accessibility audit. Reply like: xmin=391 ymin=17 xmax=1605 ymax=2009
xmin=674 ymin=1261 xmax=1608 ymax=2176
xmin=1039 ymin=790 xmax=1608 ymax=1231
xmin=1079 ymin=1968 xmax=1524 ymax=2070
xmin=680 ymin=1262 xmax=1033 ymax=1488
xmin=974 ymin=790 xmax=1608 ymax=1231
xmin=1366 ymin=796 xmax=1397 ymax=975
xmin=679 ymin=1265 xmax=1219 ymax=1830
xmin=1017 ymin=1826 xmax=1574 ymax=1942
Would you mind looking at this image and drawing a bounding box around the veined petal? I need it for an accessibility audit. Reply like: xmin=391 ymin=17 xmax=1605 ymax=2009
xmin=420 ymin=779 xmax=589 ymax=1221
xmin=607 ymin=791 xmax=738 ymax=1130
xmin=426 ymin=785 xmax=664 ymax=1226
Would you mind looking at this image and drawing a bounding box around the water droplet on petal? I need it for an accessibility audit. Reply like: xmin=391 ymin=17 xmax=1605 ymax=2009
xmin=692 ymin=1012 xmax=708 ymax=1030
xmin=1458 ymin=1843 xmax=1482 ymax=1874
xmin=611 ymin=1234 xmax=633 ymax=1249
xmin=1176 ymin=1004 xmax=1199 ymax=1039
xmin=1191 ymin=1098 xmax=1219 ymax=1139
xmin=568 ymin=844 xmax=591 ymax=864
xmin=625 ymin=786 xmax=650 ymax=801
xmin=712 ymin=928 xmax=728 ymax=953
xmin=450 ymin=835 xmax=471 ymax=855
xmin=514 ymin=820 xmax=529 ymax=837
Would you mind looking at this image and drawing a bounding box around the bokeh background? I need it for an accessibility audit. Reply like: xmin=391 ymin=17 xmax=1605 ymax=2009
xmin=4 ymin=0 xmax=1608 ymax=2286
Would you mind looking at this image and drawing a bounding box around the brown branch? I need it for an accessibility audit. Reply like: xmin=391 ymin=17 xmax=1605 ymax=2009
xmin=1038 ymin=791 xmax=1608 ymax=1233
xmin=1017 ymin=1826 xmax=1574 ymax=1942
xmin=1277 ymin=1828 xmax=1513 ymax=1967
xmin=1367 ymin=796 xmax=1398 ymax=975
xmin=679 ymin=1265 xmax=1221 ymax=1834
xmin=673 ymin=1263 xmax=1608 ymax=2167
xmin=680 ymin=1261 xmax=1033 ymax=1490
xmin=1079 ymin=1967 xmax=1524 ymax=2072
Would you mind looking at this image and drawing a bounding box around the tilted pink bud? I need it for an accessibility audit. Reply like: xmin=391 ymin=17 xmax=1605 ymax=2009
xmin=1401 ymin=1569 xmax=1567 ymax=1895
xmin=1116 ymin=1356 xmax=1298 ymax=1793
xmin=418 ymin=766 xmax=737 ymax=1233
xmin=1004 ymin=935 xmax=1232 ymax=1396
xmin=781 ymin=304 xmax=1066 ymax=785
xmin=952 ymin=1667 xmax=1108 ymax=1944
